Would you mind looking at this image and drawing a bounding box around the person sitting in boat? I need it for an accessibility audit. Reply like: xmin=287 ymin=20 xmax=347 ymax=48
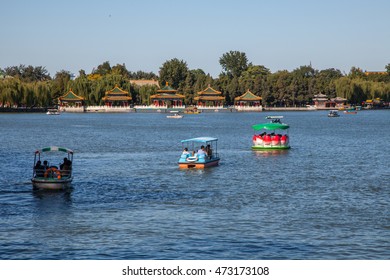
xmin=181 ymin=147 xmax=190 ymax=159
xmin=205 ymin=144 xmax=212 ymax=159
xmin=61 ymin=162 xmax=71 ymax=177
xmin=60 ymin=158 xmax=69 ymax=171
xmin=43 ymin=160 xmax=49 ymax=170
xmin=182 ymin=147 xmax=190 ymax=155
xmin=197 ymin=146 xmax=206 ymax=156
xmin=34 ymin=161 xmax=45 ymax=177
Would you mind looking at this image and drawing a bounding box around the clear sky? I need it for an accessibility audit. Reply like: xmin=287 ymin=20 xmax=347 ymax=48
xmin=1 ymin=0 xmax=389 ymax=77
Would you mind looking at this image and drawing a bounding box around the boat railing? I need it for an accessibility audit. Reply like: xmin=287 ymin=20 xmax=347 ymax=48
xmin=33 ymin=167 xmax=72 ymax=179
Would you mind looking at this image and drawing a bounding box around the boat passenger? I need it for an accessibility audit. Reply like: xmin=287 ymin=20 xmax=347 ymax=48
xmin=34 ymin=161 xmax=44 ymax=177
xmin=181 ymin=147 xmax=190 ymax=159
xmin=197 ymin=145 xmax=206 ymax=156
xmin=61 ymin=162 xmax=71 ymax=177
xmin=60 ymin=158 xmax=68 ymax=170
xmin=205 ymin=144 xmax=212 ymax=159
xmin=43 ymin=160 xmax=49 ymax=170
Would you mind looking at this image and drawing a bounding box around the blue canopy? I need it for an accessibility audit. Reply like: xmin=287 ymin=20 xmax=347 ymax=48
xmin=181 ymin=137 xmax=218 ymax=143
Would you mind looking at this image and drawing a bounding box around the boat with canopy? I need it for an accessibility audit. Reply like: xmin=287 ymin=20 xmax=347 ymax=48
xmin=251 ymin=116 xmax=290 ymax=150
xmin=328 ymin=110 xmax=340 ymax=117
xmin=167 ymin=111 xmax=183 ymax=118
xmin=178 ymin=137 xmax=220 ymax=168
xmin=31 ymin=146 xmax=74 ymax=190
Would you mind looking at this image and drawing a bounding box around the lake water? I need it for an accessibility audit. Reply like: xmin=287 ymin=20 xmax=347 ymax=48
xmin=0 ymin=110 xmax=389 ymax=259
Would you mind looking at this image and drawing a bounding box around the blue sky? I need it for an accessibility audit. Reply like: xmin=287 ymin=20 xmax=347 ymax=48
xmin=1 ymin=0 xmax=389 ymax=77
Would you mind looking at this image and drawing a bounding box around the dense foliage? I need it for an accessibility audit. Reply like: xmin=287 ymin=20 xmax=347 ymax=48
xmin=1 ymin=55 xmax=389 ymax=108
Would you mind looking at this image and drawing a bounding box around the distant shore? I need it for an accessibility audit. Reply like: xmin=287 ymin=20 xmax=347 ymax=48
xmin=0 ymin=106 xmax=387 ymax=113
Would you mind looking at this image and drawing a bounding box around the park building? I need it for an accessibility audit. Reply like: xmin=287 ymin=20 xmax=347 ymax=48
xmin=149 ymin=82 xmax=185 ymax=108
xmin=234 ymin=89 xmax=262 ymax=111
xmin=194 ymin=85 xmax=225 ymax=109
xmin=58 ymin=89 xmax=85 ymax=112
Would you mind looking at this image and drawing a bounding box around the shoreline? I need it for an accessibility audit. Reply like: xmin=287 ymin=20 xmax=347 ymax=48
xmin=0 ymin=106 xmax=387 ymax=113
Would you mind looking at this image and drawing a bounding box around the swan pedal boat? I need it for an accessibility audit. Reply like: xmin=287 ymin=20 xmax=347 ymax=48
xmin=31 ymin=146 xmax=73 ymax=190
xmin=178 ymin=137 xmax=220 ymax=169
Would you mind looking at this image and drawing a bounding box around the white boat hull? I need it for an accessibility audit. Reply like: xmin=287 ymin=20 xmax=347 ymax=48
xmin=32 ymin=177 xmax=72 ymax=190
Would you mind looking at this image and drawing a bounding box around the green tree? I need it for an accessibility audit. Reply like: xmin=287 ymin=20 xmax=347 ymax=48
xmin=52 ymin=70 xmax=72 ymax=98
xmin=239 ymin=65 xmax=270 ymax=94
xmin=93 ymin=61 xmax=112 ymax=75
xmin=129 ymin=71 xmax=158 ymax=80
xmin=385 ymin=63 xmax=390 ymax=74
xmin=219 ymin=51 xmax=248 ymax=77
xmin=159 ymin=58 xmax=189 ymax=90
xmin=348 ymin=66 xmax=365 ymax=79
xmin=111 ymin=64 xmax=129 ymax=77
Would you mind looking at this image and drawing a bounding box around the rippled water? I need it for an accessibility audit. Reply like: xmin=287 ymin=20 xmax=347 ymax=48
xmin=0 ymin=110 xmax=389 ymax=259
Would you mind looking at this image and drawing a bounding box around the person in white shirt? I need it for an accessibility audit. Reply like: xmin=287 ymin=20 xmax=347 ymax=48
xmin=197 ymin=145 xmax=206 ymax=156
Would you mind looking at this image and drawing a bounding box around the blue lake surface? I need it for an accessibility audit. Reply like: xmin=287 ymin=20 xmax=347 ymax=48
xmin=0 ymin=110 xmax=389 ymax=259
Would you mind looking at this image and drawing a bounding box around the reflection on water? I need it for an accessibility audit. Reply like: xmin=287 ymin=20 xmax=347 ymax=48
xmin=0 ymin=111 xmax=389 ymax=259
xmin=252 ymin=149 xmax=290 ymax=157
xmin=32 ymin=188 xmax=73 ymax=203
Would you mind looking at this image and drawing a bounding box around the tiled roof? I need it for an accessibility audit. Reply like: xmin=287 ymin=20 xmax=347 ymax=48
xmin=105 ymin=85 xmax=128 ymax=94
xmin=59 ymin=89 xmax=84 ymax=101
xmin=197 ymin=84 xmax=221 ymax=95
xmin=157 ymin=82 xmax=177 ymax=93
xmin=194 ymin=96 xmax=225 ymax=101
xmin=234 ymin=90 xmax=262 ymax=101
xmin=102 ymin=96 xmax=132 ymax=101
xmin=103 ymin=85 xmax=132 ymax=101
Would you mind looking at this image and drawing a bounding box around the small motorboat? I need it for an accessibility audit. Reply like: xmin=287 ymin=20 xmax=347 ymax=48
xmin=31 ymin=146 xmax=74 ymax=190
xmin=344 ymin=109 xmax=357 ymax=114
xmin=328 ymin=110 xmax=340 ymax=117
xmin=178 ymin=137 xmax=220 ymax=169
xmin=46 ymin=109 xmax=60 ymax=115
xmin=167 ymin=111 xmax=183 ymax=118
xmin=252 ymin=116 xmax=290 ymax=150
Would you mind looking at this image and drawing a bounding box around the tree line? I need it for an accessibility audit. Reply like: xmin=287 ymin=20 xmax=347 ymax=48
xmin=1 ymin=51 xmax=389 ymax=108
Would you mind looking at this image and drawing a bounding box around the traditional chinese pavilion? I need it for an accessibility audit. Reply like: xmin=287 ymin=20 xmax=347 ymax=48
xmin=331 ymin=97 xmax=347 ymax=108
xmin=102 ymin=85 xmax=132 ymax=107
xmin=150 ymin=82 xmax=185 ymax=107
xmin=313 ymin=93 xmax=347 ymax=108
xmin=58 ymin=89 xmax=85 ymax=108
xmin=313 ymin=93 xmax=333 ymax=108
xmin=234 ymin=89 xmax=262 ymax=107
xmin=194 ymin=85 xmax=225 ymax=107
